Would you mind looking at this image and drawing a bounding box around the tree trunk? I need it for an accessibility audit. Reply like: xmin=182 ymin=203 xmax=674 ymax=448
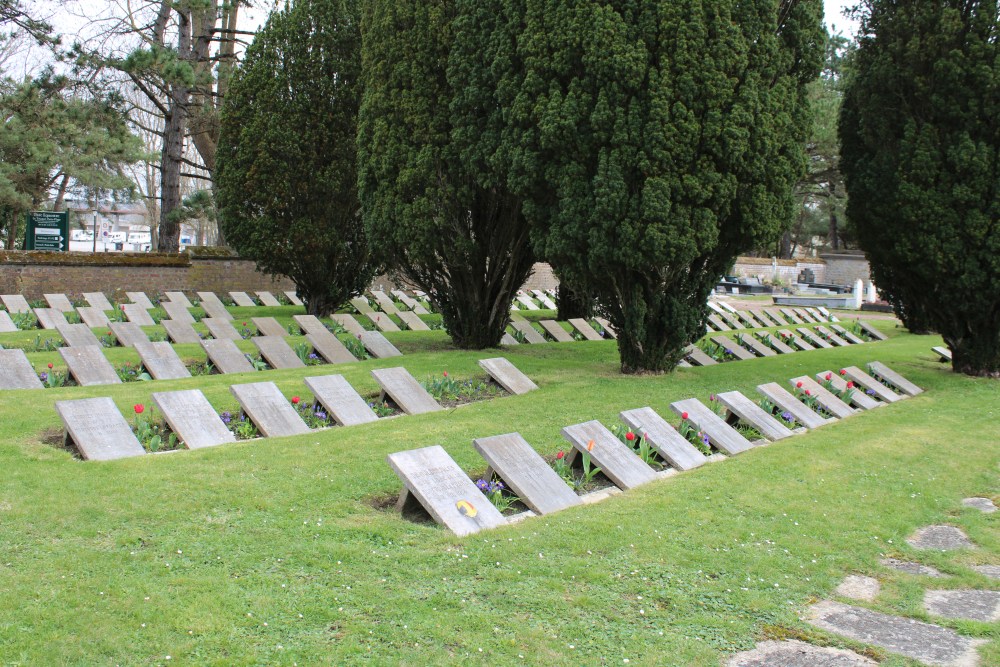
xmin=156 ymin=12 xmax=191 ymax=253
xmin=53 ymin=173 xmax=70 ymax=211
xmin=778 ymin=230 xmax=793 ymax=259
xmin=948 ymin=336 xmax=1000 ymax=378
xmin=828 ymin=183 xmax=839 ymax=250
xmin=304 ymin=290 xmax=340 ymax=318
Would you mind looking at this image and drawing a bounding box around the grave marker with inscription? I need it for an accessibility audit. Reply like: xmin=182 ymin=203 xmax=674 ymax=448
xmin=162 ymin=319 xmax=202 ymax=344
xmin=229 ymin=291 xmax=256 ymax=307
xmin=0 ymin=349 xmax=44 ymax=389
xmin=252 ymin=336 xmax=305 ymax=369
xmin=814 ymin=325 xmax=850 ymax=347
xmin=230 ymin=381 xmax=311 ymax=437
xmin=134 ymin=341 xmax=191 ymax=380
xmin=511 ymin=320 xmax=547 ymax=344
xmin=56 ymin=323 xmax=101 ymax=348
xmin=619 ymin=407 xmax=707 ymax=471
xmin=59 ymin=346 xmax=121 ymax=386
xmin=307 ymin=330 xmax=358 ymax=364
xmin=539 ymin=320 xmax=574 ymax=342
xmin=161 ymin=300 xmax=195 ymax=325
xmin=203 ymin=317 xmax=243 ymax=341
xmin=303 ymin=374 xmax=379 ymax=426
xmin=251 ymin=317 xmax=287 ymax=338
xmin=126 ymin=292 xmax=155 ymax=309
xmin=43 ymin=293 xmax=75 ymax=312
xmin=77 ymin=306 xmax=111 ymax=328
xmin=473 ymin=432 xmax=581 ymax=515
xmin=763 ymin=308 xmax=788 ymax=325
xmin=359 ymin=330 xmax=402 ymax=358
xmin=0 ymin=310 xmax=17 ymax=333
xmin=715 ymin=391 xmax=796 ymax=441
xmin=197 ymin=292 xmax=233 ymax=320
xmin=777 ymin=329 xmax=814 ymax=351
xmin=398 ymin=311 xmax=430 ymax=331
xmin=109 ymin=321 xmax=149 ymax=348
xmin=568 ymin=318 xmax=603 ymax=341
xmin=200 ymin=339 xmax=256 ymax=374
xmin=283 ymin=290 xmax=304 ymax=306
xmin=372 ymin=290 xmax=401 ymax=315
xmin=478 ymin=357 xmax=538 ymax=395
xmin=255 ymin=291 xmax=281 ymax=307
xmin=831 ymin=324 xmax=866 ymax=345
xmin=684 ymin=345 xmax=718 ymax=366
xmin=164 ymin=291 xmax=193 ymax=308
xmin=856 ymin=320 xmax=888 ymax=341
xmin=756 ymin=382 xmax=834 ymax=429
xmin=867 ymin=362 xmax=923 ymax=396
xmin=293 ymin=314 xmax=328 ymax=336
xmin=788 ymin=376 xmax=856 ymax=419
xmin=82 ymin=292 xmax=114 ymax=311
xmin=710 ymin=335 xmax=756 ymax=361
xmin=561 ymin=420 xmax=658 ymax=489
xmin=754 ymin=331 xmax=795 ymax=354
xmin=55 ymin=397 xmax=145 ymax=460
xmin=330 ymin=313 xmax=366 ymax=337
xmin=0 ymin=294 xmax=31 ymax=313
xmin=669 ymin=398 xmax=754 ymax=455
xmin=34 ymin=308 xmax=68 ymax=330
xmin=841 ymin=366 xmax=902 ymax=403
xmin=152 ymin=389 xmax=235 ymax=449
xmin=371 ymin=367 xmax=442 ymax=414
xmin=796 ymin=327 xmax=833 ymax=349
xmin=815 ymin=371 xmax=881 ymax=410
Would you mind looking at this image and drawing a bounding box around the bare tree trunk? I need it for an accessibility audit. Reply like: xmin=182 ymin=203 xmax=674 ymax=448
xmin=156 ymin=11 xmax=191 ymax=252
xmin=53 ymin=173 xmax=70 ymax=211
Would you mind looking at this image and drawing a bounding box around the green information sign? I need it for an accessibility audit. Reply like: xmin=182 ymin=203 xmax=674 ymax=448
xmin=25 ymin=211 xmax=69 ymax=251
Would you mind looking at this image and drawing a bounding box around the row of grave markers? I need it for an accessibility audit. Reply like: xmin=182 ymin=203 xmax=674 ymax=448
xmin=388 ymin=361 xmax=923 ymax=536
xmin=54 ymin=357 xmax=537 ymax=461
xmin=706 ymin=300 xmax=838 ymax=331
xmin=503 ymin=315 xmax=615 ymax=344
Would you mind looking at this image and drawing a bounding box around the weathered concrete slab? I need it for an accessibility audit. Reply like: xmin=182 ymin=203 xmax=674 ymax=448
xmin=1 ymin=294 xmax=31 ymax=314
xmin=251 ymin=316 xmax=287 ymax=338
xmin=77 ymin=306 xmax=111 ymax=328
xmin=82 ymin=292 xmax=113 ymax=311
xmin=756 ymin=382 xmax=834 ymax=430
xmin=707 ymin=314 xmax=731 ymax=331
xmin=372 ymin=290 xmax=401 ymax=315
xmin=753 ymin=310 xmax=778 ymax=327
xmin=109 ymin=321 xmax=149 ymax=348
xmin=283 ymin=290 xmax=303 ymax=306
xmin=162 ymin=319 xmax=202 ymax=344
xmin=371 ymin=367 xmax=441 ymax=414
xmin=161 ymin=300 xmax=195 ymax=324
xmin=307 ymin=330 xmax=357 ymax=364
xmin=726 ymin=639 xmax=876 ymax=667
xmin=330 ymin=313 xmax=366 ymax=337
xmin=907 ymin=525 xmax=975 ymax=551
xmin=197 ymin=292 xmax=233 ymax=320
xmin=152 ymin=389 xmax=235 ymax=449
xmin=397 ymin=310 xmax=430 ymax=331
xmin=835 ymin=575 xmax=881 ymax=602
xmin=122 ymin=303 xmax=156 ymax=326
xmin=841 ymin=366 xmax=903 ymax=403
xmin=511 ymin=320 xmax=547 ymax=344
xmin=831 ymin=324 xmax=866 ymax=345
xmin=973 ymin=565 xmax=1000 ymax=580
xmin=55 ymin=397 xmax=144 ymax=460
xmin=478 ymin=357 xmax=537 ymax=395
xmin=815 ymin=325 xmax=850 ymax=347
xmin=303 ymin=374 xmax=379 ymax=426
xmin=720 ymin=310 xmax=745 ymax=329
xmin=880 ymin=558 xmax=945 ymax=577
xmin=255 ymin=291 xmax=281 ymax=307
xmin=857 ymin=320 xmax=889 ymax=341
xmin=670 ymin=398 xmax=753 ymax=455
xmin=0 ymin=349 xmax=44 ymax=389
xmin=619 ymin=406 xmax=707 ymax=471
xmin=755 ymin=330 xmax=795 ymax=354
xmin=230 ymin=381 xmax=310 ymax=437
xmin=539 ymin=320 xmax=574 ymax=342
xmin=593 ymin=317 xmax=617 ymax=339
xmin=797 ymin=327 xmax=834 ymax=349
xmin=200 ymin=338 xmax=256 ymax=374
xmin=763 ymin=308 xmax=788 ymax=325
xmin=134 ymin=341 xmax=191 ymax=380
xmin=736 ymin=310 xmax=763 ymax=328
xmin=933 ymin=346 xmax=953 ymax=362
xmin=59 ymin=346 xmax=120 ymax=386
xmin=778 ymin=329 xmax=815 ymax=351
xmin=126 ymin=292 xmax=155 ymax=309
xmin=34 ymin=308 xmax=68 ymax=330
xmin=0 ymin=310 xmax=16 ymax=333
xmin=735 ymin=333 xmax=777 ymax=357
xmin=473 ymin=432 xmax=581 ymax=515
xmin=350 ymin=297 xmax=375 ymax=314
xmin=868 ymin=361 xmax=923 ymax=396
xmin=387 ymin=445 xmax=507 ymax=537
xmin=293 ymin=314 xmax=328 ymax=336
xmin=56 ymin=323 xmax=101 ymax=348
xmin=43 ymin=293 xmax=75 ymax=312
xmin=924 ymin=590 xmax=1000 ymax=622
xmin=780 ymin=308 xmax=804 ymax=324
xmin=568 ymin=318 xmax=603 ymax=341
xmin=499 ymin=332 xmax=519 ymax=346
xmin=229 ymin=291 xmax=256 ymax=307
xmin=359 ymin=330 xmax=402 ymax=359
xmin=392 ymin=290 xmax=429 ymax=314
xmin=561 ymin=420 xmax=658 ymax=490
xmin=710 ymin=335 xmax=756 ymax=361
xmin=794 ymin=308 xmax=818 ymax=323
xmin=815 ymin=371 xmax=882 ymax=410
xmin=807 ymin=600 xmax=986 ymax=667
xmin=789 ymin=376 xmax=856 ymax=419
xmin=163 ymin=291 xmax=193 ymax=308
xmin=962 ymin=497 xmax=997 ymax=513
xmin=203 ymin=317 xmax=243 ymax=341
xmin=514 ymin=294 xmax=540 ymax=311
xmin=716 ymin=390 xmax=795 ymax=441
xmin=363 ymin=310 xmax=400 ymax=333
xmin=252 ymin=336 xmax=305 ymax=369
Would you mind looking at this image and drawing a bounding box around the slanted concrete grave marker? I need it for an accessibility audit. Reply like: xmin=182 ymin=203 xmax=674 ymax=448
xmin=372 ymin=290 xmax=401 ymax=315
xmin=684 ymin=345 xmax=717 ymax=366
xmin=511 ymin=320 xmax=547 ymax=344
xmin=707 ymin=314 xmax=731 ymax=331
xmin=392 ymin=290 xmax=428 ymax=314
xmin=619 ymin=407 xmax=707 ymax=471
xmin=539 ymin=320 xmax=574 ymax=342
xmin=59 ymin=346 xmax=120 ymax=385
xmin=252 ymin=336 xmax=305 ymax=369
xmin=780 ymin=308 xmax=804 ymax=324
xmin=478 ymin=357 xmax=537 ymax=395
xmin=0 ymin=310 xmax=16 ymax=333
xmin=756 ymin=382 xmax=834 ymax=429
xmin=230 ymin=381 xmax=310 ymax=437
xmin=371 ymin=367 xmax=441 ymax=414
xmin=135 ymin=341 xmax=191 ymax=380
xmin=1 ymin=294 xmax=31 ymax=314
xmin=0 ymin=349 xmax=44 ymax=389
xmin=330 ymin=313 xmax=366 ymax=336
xmin=777 ymin=329 xmax=814 ymax=351
xmin=162 ymin=319 xmax=202 ymax=344
xmin=34 ymin=308 xmax=68 ymax=330
xmin=514 ymin=294 xmax=540 ymax=311
xmin=388 ymin=445 xmax=507 ymax=536
xmin=255 ymin=291 xmax=281 ymax=307
xmin=283 ymin=290 xmax=303 ymax=306
xmin=251 ymin=317 xmax=287 ymax=338
xmin=754 ymin=331 xmax=795 ymax=354
xmin=815 ymin=325 xmax=850 ymax=347
xmin=122 ymin=303 xmax=156 ymax=326
xmin=397 ymin=311 xmax=430 ymax=331
xmin=753 ymin=310 xmax=777 ymax=327
xmin=43 ymin=293 xmax=74 ymax=312
xmin=293 ymin=314 xmax=328 ymax=336
xmin=161 ymin=300 xmax=195 ymax=324
xmin=307 ymin=331 xmax=357 ymax=364
xmin=715 ymin=391 xmax=796 ymax=441
xmin=350 ymin=297 xmax=375 ymax=314
xmin=82 ymin=292 xmax=113 ymax=311
xmin=710 ymin=335 xmax=756 ymax=361
xmin=56 ymin=323 xmax=101 ymax=348
xmin=669 ymin=398 xmax=754 ymax=455
xmin=932 ymin=346 xmax=952 ymax=362
xmin=77 ymin=306 xmax=111 ymax=328
xmin=109 ymin=321 xmax=149 ymax=348
xmin=736 ymin=310 xmax=763 ymax=328
xmin=867 ymin=361 xmax=923 ymax=396
xmin=533 ymin=291 xmax=558 ymax=309
xmin=197 ymin=292 xmax=233 ymax=320
xmin=561 ymin=420 xmax=658 ymax=490
xmin=500 ymin=332 xmax=519 ymax=346
xmin=796 ymin=327 xmax=833 ymax=348
xmin=364 ymin=310 xmax=400 ymax=333
xmin=203 ymin=317 xmax=242 ymax=341
xmin=164 ymin=291 xmax=193 ymax=308
xmin=735 ymin=333 xmax=777 ymax=357
xmin=126 ymin=292 xmax=155 ymax=309
xmin=857 ymin=320 xmax=888 ymax=341
xmin=788 ymin=376 xmax=856 ymax=419
xmin=473 ymin=432 xmax=581 ymax=515
xmin=794 ymin=308 xmax=817 ymax=323
xmin=568 ymin=318 xmax=603 ymax=341
xmin=359 ymin=330 xmax=402 ymax=359
xmin=303 ymin=374 xmax=379 ymax=426
xmin=593 ymin=317 xmax=617 ymax=339
xmin=763 ymin=308 xmax=787 ymax=325
xmin=831 ymin=324 xmax=866 ymax=345
xmin=200 ymin=338 xmax=255 ymax=374
xmin=815 ymin=371 xmax=881 ymax=410
xmin=152 ymin=389 xmax=235 ymax=449
xmin=55 ymin=397 xmax=145 ymax=460
xmin=229 ymin=291 xmax=256 ymax=307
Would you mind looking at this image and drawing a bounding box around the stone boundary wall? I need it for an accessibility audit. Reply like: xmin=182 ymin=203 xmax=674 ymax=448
xmin=0 ymin=251 xmax=292 ymax=301
xmin=729 ymin=257 xmax=828 ymax=285
xmin=820 ymin=253 xmax=872 ymax=287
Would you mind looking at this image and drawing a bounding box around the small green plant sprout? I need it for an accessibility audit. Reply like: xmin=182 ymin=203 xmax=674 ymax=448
xmin=510 ymin=328 xmax=527 ymax=344
xmin=245 ymin=353 xmax=269 ymax=371
xmin=227 ymin=412 xmax=259 ymax=440
xmin=677 ymin=411 xmax=711 ymax=456
xmin=293 ymin=343 xmax=324 ymax=366
xmin=12 ymin=311 xmax=38 ymax=330
xmin=367 ymin=399 xmax=395 ymax=418
xmin=474 ymin=477 xmax=519 ymax=513
xmin=115 ymin=360 xmax=152 ymax=382
xmin=27 ymin=335 xmax=63 ymax=352
xmin=552 ymin=450 xmax=574 ymax=485
xmin=109 ymin=306 xmax=127 ymax=322
xmin=64 ymin=311 xmax=82 ymax=324
xmin=579 ymin=439 xmax=602 ymax=486
xmin=610 ymin=423 xmax=657 ymax=466
xmin=37 ymin=362 xmax=68 ymax=388
xmin=345 ymin=337 xmax=370 ymax=360
xmin=132 ymin=403 xmax=179 ymax=453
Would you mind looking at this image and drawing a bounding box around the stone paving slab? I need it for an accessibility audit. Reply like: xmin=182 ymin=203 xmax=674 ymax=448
xmin=924 ymin=590 xmax=1000 ymax=622
xmin=152 ymin=389 xmax=235 ymax=449
xmin=807 ymin=600 xmax=986 ymax=667
xmin=972 ymin=565 xmax=1000 ymax=580
xmin=835 ymin=575 xmax=881 ymax=602
xmin=726 ymin=639 xmax=876 ymax=667
xmin=907 ymin=525 xmax=976 ymax=551
xmin=962 ymin=497 xmax=997 ymax=513
xmin=162 ymin=319 xmax=202 ymax=344
xmin=478 ymin=357 xmax=537 ymax=395
xmin=880 ymin=558 xmax=945 ymax=577
xmin=303 ymin=374 xmax=379 ymax=426
xmin=55 ymin=396 xmax=144 ymax=461
xmin=0 ymin=349 xmax=44 ymax=389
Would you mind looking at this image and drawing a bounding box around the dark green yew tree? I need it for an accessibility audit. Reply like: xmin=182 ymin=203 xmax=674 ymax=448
xmin=839 ymin=1 xmax=1000 ymax=377
xmin=501 ymin=0 xmax=823 ymax=373
xmin=216 ymin=0 xmax=375 ymax=316
xmin=357 ymin=1 xmax=535 ymax=349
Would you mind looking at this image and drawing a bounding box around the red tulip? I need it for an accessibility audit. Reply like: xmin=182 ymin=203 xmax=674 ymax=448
xmin=555 ymin=451 xmax=565 ymax=460
xmin=825 ymin=373 xmax=832 ymax=381
xmin=681 ymin=411 xmax=689 ymax=420
xmin=443 ymin=371 xmax=448 ymax=377
xmin=796 ymin=381 xmax=803 ymax=388
xmin=291 ymin=396 xmax=300 ymax=404
xmin=846 ymin=381 xmax=854 ymax=389
xmin=134 ymin=404 xmax=144 ymax=414
xmin=47 ymin=363 xmax=53 ymax=369
xmin=839 ymin=369 xmax=846 ymax=375
xmin=805 ymin=389 xmax=811 ymax=396
xmin=625 ymin=431 xmax=636 ymax=441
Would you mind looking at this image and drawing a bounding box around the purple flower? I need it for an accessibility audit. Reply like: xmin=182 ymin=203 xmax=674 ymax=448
xmin=475 ymin=479 xmax=489 ymax=492
xmin=866 ymin=389 xmax=876 ymax=396
xmin=220 ymin=411 xmax=232 ymax=424
xmin=781 ymin=411 xmax=793 ymax=422
xmin=701 ymin=433 xmax=710 ymax=446
xmin=38 ymin=372 xmax=48 ymax=382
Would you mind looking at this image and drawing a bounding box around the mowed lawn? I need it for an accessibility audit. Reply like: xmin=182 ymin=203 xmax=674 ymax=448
xmin=0 ymin=320 xmax=997 ymax=665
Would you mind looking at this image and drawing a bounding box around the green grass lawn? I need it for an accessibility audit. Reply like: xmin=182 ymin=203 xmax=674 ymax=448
xmin=0 ymin=319 xmax=996 ymax=665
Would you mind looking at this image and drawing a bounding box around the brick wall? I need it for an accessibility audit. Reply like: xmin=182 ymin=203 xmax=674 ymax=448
xmin=820 ymin=253 xmax=872 ymax=286
xmin=0 ymin=251 xmax=293 ymax=301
